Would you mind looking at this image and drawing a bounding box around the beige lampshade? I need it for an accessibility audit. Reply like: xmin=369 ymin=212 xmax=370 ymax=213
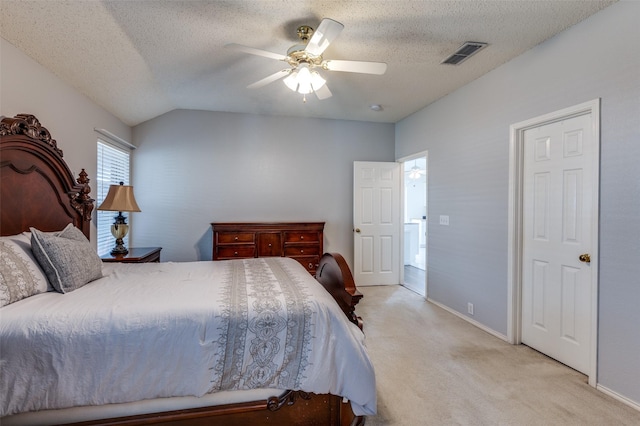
xmin=97 ymin=184 xmax=141 ymax=212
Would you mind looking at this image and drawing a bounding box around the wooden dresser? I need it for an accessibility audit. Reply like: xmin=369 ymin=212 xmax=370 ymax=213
xmin=211 ymin=222 xmax=325 ymax=275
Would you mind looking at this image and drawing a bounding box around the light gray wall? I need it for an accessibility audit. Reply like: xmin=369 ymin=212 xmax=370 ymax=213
xmin=131 ymin=109 xmax=395 ymax=266
xmin=396 ymin=1 xmax=640 ymax=406
xmin=0 ymin=38 xmax=132 ymax=244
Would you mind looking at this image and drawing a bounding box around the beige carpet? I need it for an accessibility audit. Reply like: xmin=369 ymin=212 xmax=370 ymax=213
xmin=357 ymin=285 xmax=640 ymax=426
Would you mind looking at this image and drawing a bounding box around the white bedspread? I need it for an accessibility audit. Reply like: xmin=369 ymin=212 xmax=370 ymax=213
xmin=0 ymin=258 xmax=376 ymax=417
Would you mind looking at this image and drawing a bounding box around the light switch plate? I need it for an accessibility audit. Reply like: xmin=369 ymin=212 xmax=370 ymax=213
xmin=439 ymin=215 xmax=449 ymax=226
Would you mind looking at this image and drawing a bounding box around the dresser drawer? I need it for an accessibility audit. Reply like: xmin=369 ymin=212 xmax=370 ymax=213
xmin=258 ymin=233 xmax=282 ymax=257
xmin=284 ymin=246 xmax=320 ymax=256
xmin=217 ymin=232 xmax=255 ymax=244
xmin=216 ymin=245 xmax=256 ymax=259
xmin=284 ymin=231 xmax=320 ymax=243
xmin=291 ymin=256 xmax=321 ymax=274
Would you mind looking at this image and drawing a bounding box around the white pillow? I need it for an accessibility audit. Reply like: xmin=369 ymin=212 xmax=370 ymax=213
xmin=0 ymin=234 xmax=50 ymax=307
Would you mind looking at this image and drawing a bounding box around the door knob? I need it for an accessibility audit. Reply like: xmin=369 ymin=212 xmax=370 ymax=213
xmin=579 ymin=253 xmax=591 ymax=263
xmin=354 ymin=228 xmax=361 ymax=233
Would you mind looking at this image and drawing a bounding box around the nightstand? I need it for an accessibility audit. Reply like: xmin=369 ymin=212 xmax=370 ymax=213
xmin=101 ymin=247 xmax=162 ymax=263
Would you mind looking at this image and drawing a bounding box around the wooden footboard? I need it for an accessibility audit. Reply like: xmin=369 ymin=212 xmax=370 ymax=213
xmin=316 ymin=253 xmax=364 ymax=330
xmin=68 ymin=391 xmax=364 ymax=426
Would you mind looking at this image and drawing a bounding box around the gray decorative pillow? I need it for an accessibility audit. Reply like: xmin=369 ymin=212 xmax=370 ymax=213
xmin=30 ymin=224 xmax=103 ymax=293
xmin=0 ymin=240 xmax=43 ymax=307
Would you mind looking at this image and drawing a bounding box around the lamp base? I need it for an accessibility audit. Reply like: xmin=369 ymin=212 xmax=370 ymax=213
xmin=110 ymin=237 xmax=129 ymax=256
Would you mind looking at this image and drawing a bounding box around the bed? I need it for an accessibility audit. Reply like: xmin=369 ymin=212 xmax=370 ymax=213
xmin=0 ymin=114 xmax=374 ymax=425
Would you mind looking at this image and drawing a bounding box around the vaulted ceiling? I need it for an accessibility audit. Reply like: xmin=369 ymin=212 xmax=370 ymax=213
xmin=1 ymin=0 xmax=616 ymax=126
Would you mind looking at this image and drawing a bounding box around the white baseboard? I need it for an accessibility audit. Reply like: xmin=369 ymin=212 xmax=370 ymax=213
xmin=597 ymin=384 xmax=640 ymax=412
xmin=426 ymin=297 xmax=509 ymax=342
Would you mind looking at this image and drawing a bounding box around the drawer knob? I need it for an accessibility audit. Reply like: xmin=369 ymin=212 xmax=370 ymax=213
xmin=268 ymin=243 xmax=272 ymax=247
xmin=300 ymin=249 xmax=304 ymax=253
xmin=308 ymin=263 xmax=313 ymax=269
xmin=234 ymin=251 xmax=238 ymax=256
xmin=300 ymin=236 xmax=304 ymax=240
xmin=234 ymin=236 xmax=239 ymax=241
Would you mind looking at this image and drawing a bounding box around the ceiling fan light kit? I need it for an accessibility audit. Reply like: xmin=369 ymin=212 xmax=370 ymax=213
xmin=226 ymin=18 xmax=387 ymax=102
xmin=283 ymin=63 xmax=326 ymax=95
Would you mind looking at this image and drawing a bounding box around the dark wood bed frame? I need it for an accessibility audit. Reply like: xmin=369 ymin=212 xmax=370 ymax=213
xmin=0 ymin=114 xmax=366 ymax=426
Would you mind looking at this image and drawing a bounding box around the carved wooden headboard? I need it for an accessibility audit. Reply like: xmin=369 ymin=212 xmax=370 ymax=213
xmin=0 ymin=114 xmax=94 ymax=238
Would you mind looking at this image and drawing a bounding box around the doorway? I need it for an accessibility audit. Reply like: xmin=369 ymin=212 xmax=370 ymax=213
xmin=401 ymin=154 xmax=427 ymax=297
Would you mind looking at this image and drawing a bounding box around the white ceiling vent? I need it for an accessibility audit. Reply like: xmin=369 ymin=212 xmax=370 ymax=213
xmin=442 ymin=42 xmax=488 ymax=65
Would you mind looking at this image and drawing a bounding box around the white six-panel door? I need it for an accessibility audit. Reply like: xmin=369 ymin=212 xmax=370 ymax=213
xmin=353 ymin=161 xmax=400 ymax=286
xmin=521 ymin=113 xmax=594 ymax=374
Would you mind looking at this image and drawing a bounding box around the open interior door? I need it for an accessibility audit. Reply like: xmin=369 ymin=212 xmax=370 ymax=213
xmin=353 ymin=161 xmax=400 ymax=286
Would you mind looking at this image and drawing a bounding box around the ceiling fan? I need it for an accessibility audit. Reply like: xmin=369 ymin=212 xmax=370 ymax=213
xmin=408 ymin=160 xmax=426 ymax=179
xmin=226 ymin=18 xmax=387 ymax=101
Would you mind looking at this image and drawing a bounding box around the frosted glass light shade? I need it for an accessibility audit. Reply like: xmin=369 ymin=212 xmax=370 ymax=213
xmin=296 ymin=66 xmax=313 ymax=94
xmin=310 ymin=72 xmax=326 ymax=90
xmin=283 ymin=71 xmax=298 ymax=91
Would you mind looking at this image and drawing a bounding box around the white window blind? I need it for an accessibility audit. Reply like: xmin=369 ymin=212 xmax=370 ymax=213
xmin=97 ymin=140 xmax=132 ymax=256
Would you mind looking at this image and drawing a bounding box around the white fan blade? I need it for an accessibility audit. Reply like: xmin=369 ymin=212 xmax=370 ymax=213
xmin=247 ymin=69 xmax=290 ymax=89
xmin=305 ymin=18 xmax=344 ymax=56
xmin=324 ymin=59 xmax=387 ymax=75
xmin=225 ymin=43 xmax=287 ymax=61
xmin=314 ymin=83 xmax=332 ymax=100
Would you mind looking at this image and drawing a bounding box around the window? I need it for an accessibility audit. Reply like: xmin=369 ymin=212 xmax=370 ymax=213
xmin=96 ymin=140 xmax=132 ymax=256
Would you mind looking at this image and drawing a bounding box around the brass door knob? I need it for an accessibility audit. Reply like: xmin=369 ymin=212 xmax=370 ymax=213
xmin=354 ymin=228 xmax=361 ymax=233
xmin=579 ymin=254 xmax=591 ymax=263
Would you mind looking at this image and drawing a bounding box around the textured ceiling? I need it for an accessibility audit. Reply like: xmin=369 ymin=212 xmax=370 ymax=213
xmin=1 ymin=0 xmax=616 ymax=126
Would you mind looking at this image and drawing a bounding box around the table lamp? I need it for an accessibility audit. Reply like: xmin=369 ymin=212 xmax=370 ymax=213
xmin=97 ymin=182 xmax=141 ymax=255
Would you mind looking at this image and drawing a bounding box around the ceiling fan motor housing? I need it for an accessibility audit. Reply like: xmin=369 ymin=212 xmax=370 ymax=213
xmin=287 ymin=25 xmax=323 ymax=68
xmin=286 ymin=46 xmax=323 ymax=68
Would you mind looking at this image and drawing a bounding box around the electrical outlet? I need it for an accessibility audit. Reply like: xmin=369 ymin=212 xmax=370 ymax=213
xmin=467 ymin=303 xmax=474 ymax=315
xmin=439 ymin=215 xmax=449 ymax=226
